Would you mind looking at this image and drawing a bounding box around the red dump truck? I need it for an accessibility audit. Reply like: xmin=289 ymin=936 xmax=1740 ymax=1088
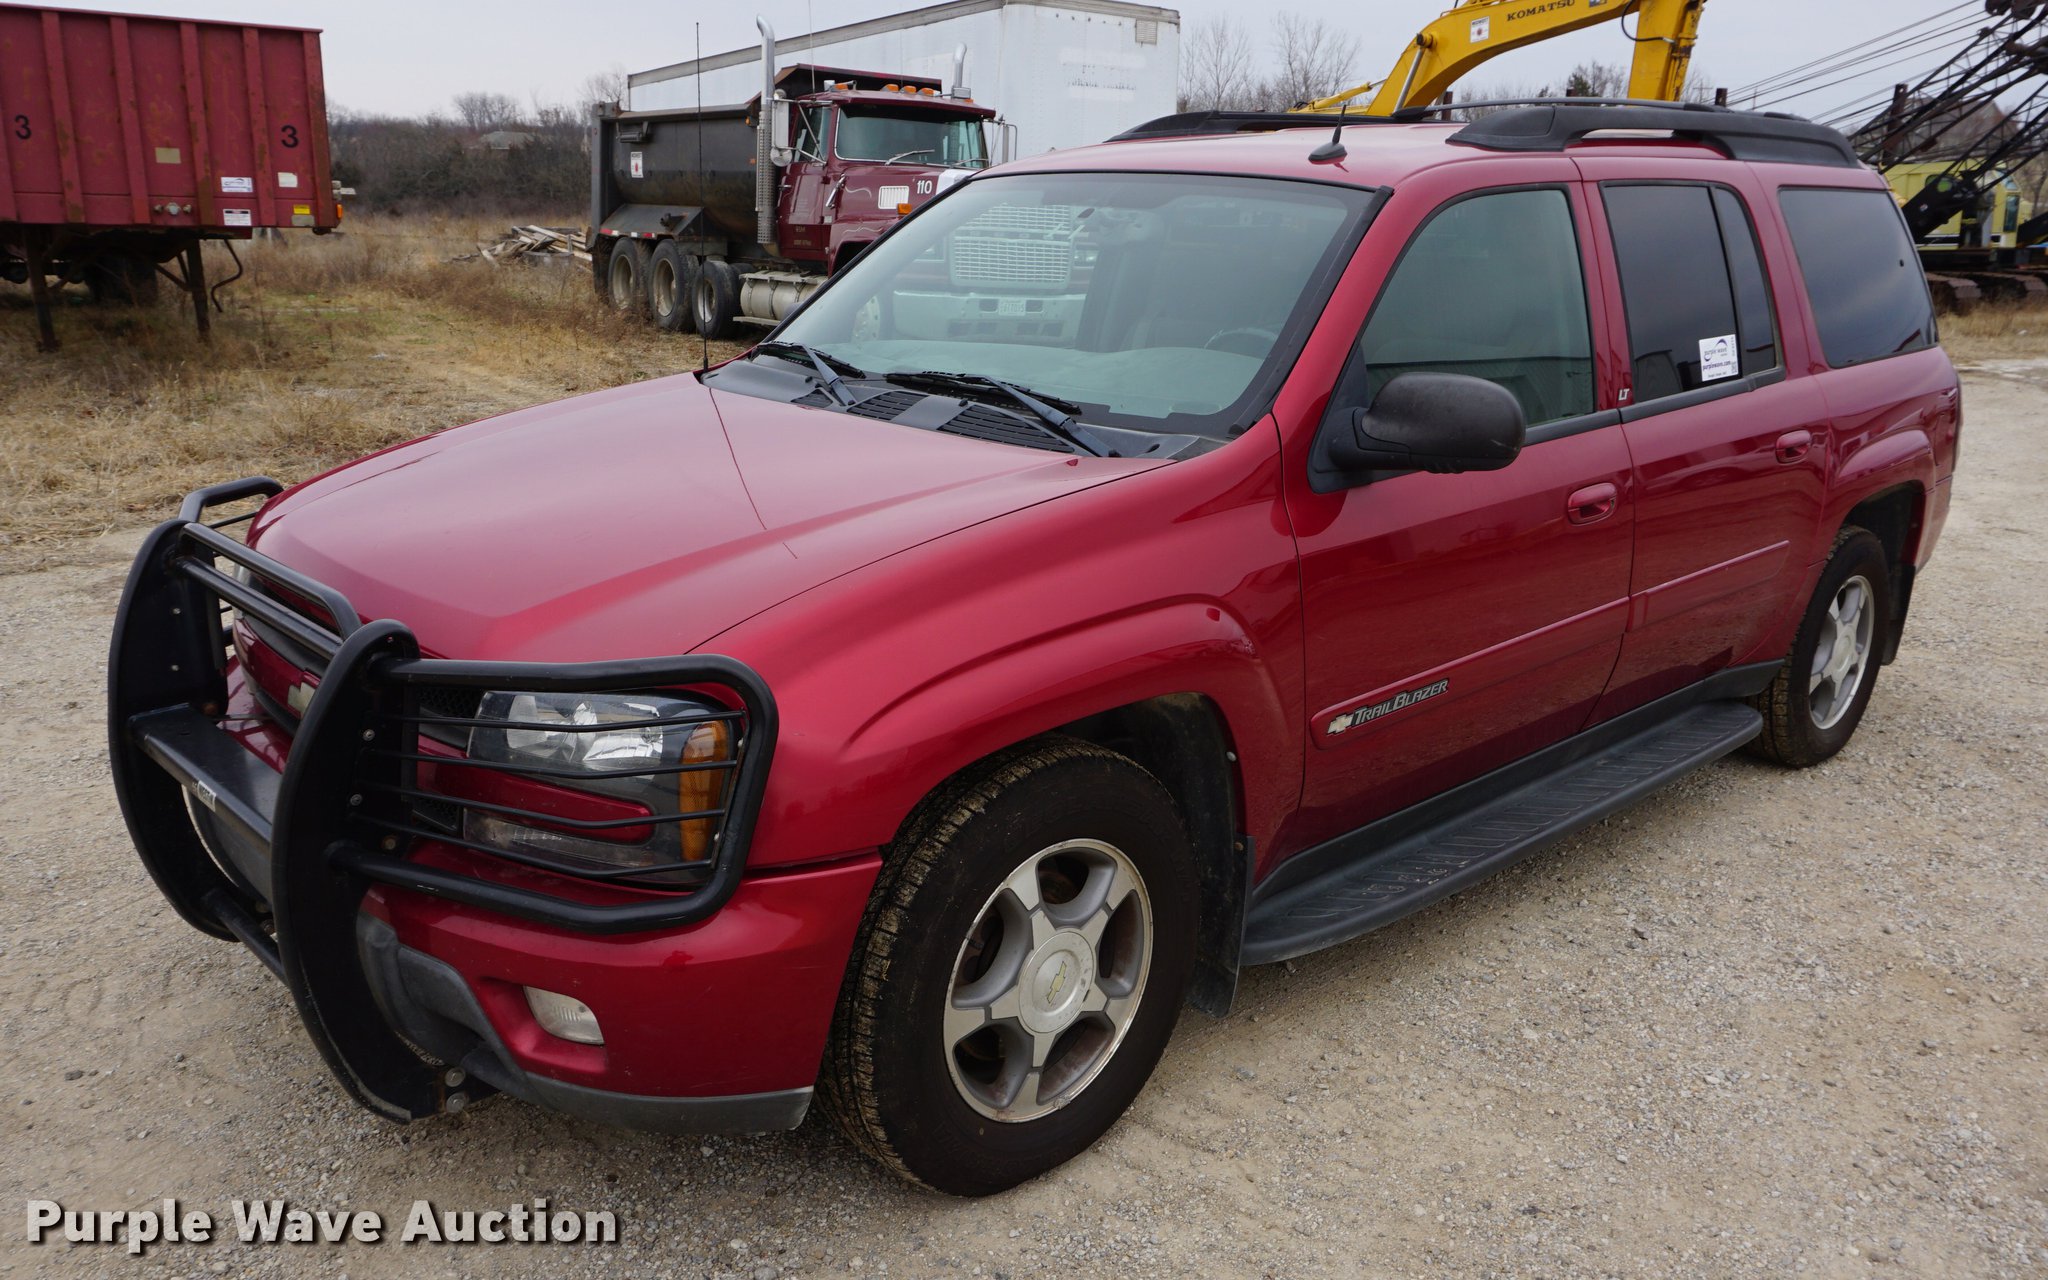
xmin=0 ymin=3 xmax=336 ymax=350
xmin=592 ymin=18 xmax=1002 ymax=338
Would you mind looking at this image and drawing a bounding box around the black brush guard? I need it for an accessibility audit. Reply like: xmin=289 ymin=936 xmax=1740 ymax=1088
xmin=107 ymin=478 xmax=778 ymax=1122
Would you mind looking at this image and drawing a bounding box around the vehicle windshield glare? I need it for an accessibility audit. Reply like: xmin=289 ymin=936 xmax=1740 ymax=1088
xmin=776 ymin=171 xmax=1372 ymax=435
xmin=836 ymin=107 xmax=989 ymax=169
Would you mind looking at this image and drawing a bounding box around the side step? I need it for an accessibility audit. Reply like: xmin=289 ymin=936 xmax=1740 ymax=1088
xmin=1242 ymin=700 xmax=1762 ymax=966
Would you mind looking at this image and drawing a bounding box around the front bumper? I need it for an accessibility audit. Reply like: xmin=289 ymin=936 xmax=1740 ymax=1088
xmin=108 ymin=478 xmax=848 ymax=1130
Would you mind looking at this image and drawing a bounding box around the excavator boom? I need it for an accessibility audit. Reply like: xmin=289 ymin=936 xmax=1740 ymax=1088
xmin=1299 ymin=0 xmax=1708 ymax=115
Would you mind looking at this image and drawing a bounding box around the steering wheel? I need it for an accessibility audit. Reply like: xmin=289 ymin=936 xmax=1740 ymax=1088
xmin=1204 ymin=327 xmax=1279 ymax=357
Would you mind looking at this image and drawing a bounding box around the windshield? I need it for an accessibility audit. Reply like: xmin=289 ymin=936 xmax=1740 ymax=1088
xmin=836 ymin=107 xmax=989 ymax=169
xmin=775 ymin=172 xmax=1373 ymax=435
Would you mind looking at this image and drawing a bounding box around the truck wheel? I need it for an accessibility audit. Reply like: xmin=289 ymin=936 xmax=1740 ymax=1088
xmin=1748 ymin=528 xmax=1891 ymax=768
xmin=823 ymin=737 xmax=1197 ymax=1196
xmin=692 ymin=259 xmax=741 ymax=339
xmin=590 ymin=237 xmax=616 ymax=302
xmin=605 ymin=238 xmax=650 ymax=317
xmin=648 ymin=241 xmax=697 ymax=334
xmin=86 ymin=256 xmax=159 ymax=306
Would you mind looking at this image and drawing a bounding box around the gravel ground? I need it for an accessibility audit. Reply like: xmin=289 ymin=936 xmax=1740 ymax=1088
xmin=2 ymin=364 xmax=2044 ymax=1280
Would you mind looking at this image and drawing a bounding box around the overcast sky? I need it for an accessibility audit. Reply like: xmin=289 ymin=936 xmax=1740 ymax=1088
xmin=56 ymin=0 xmax=1993 ymax=127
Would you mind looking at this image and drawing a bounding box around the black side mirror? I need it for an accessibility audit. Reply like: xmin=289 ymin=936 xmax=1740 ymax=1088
xmin=1328 ymin=372 xmax=1527 ymax=475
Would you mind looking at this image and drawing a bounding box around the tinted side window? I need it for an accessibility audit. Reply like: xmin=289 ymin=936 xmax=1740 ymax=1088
xmin=1779 ymin=187 xmax=1937 ymax=367
xmin=1713 ymin=188 xmax=1781 ymax=377
xmin=1603 ymin=184 xmax=1754 ymax=403
xmin=1348 ymin=187 xmax=1594 ymax=428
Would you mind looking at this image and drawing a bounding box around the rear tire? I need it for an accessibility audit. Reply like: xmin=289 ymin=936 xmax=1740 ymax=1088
xmin=692 ymin=258 xmax=741 ymax=339
xmin=648 ymin=241 xmax=697 ymax=334
xmin=1748 ymin=528 xmax=1890 ymax=767
xmin=823 ymin=737 xmax=1197 ymax=1197
xmin=605 ymin=238 xmax=650 ymax=317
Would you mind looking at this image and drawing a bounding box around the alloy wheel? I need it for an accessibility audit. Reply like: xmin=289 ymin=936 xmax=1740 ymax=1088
xmin=943 ymin=838 xmax=1153 ymax=1123
xmin=1809 ymin=573 xmax=1875 ymax=730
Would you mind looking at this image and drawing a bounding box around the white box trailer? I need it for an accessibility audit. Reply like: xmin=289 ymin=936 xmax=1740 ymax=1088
xmin=629 ymin=0 xmax=1181 ymax=157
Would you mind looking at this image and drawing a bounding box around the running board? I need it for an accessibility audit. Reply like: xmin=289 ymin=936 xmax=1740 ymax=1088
xmin=1242 ymin=700 xmax=1763 ymax=966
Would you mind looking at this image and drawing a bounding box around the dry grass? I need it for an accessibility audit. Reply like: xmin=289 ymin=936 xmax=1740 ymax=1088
xmin=0 ymin=214 xmax=747 ymax=569
xmin=1941 ymin=303 xmax=2048 ymax=364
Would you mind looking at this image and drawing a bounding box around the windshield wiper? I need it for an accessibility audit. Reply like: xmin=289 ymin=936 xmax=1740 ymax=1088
xmin=883 ymin=148 xmax=935 ymax=165
xmin=754 ymin=341 xmax=866 ymax=407
xmin=881 ymin=370 xmax=1110 ymax=457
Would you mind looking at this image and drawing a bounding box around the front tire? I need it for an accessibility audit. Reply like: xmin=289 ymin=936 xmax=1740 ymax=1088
xmin=823 ymin=738 xmax=1197 ymax=1196
xmin=692 ymin=258 xmax=741 ymax=339
xmin=1749 ymin=528 xmax=1890 ymax=767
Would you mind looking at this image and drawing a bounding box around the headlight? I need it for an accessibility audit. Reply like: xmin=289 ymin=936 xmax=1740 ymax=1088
xmin=459 ymin=690 xmax=735 ymax=885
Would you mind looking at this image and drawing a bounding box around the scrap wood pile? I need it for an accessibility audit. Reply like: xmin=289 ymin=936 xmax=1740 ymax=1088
xmin=451 ymin=225 xmax=591 ymax=265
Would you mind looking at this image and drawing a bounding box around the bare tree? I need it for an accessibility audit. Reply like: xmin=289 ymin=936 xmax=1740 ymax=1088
xmin=1269 ymin=13 xmax=1362 ymax=111
xmin=529 ymin=89 xmax=575 ymax=131
xmin=1461 ymin=58 xmax=1718 ymax=115
xmin=1565 ymin=60 xmax=1627 ymax=99
xmin=1180 ymin=17 xmax=1261 ymax=112
xmin=452 ymin=91 xmax=521 ymax=133
xmin=580 ymin=65 xmax=630 ymax=110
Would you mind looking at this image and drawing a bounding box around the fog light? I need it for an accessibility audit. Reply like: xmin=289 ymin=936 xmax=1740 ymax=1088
xmin=524 ymin=987 xmax=603 ymax=1045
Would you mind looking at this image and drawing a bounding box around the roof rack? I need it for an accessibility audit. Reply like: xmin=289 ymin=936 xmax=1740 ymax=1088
xmin=1446 ymin=101 xmax=1860 ymax=168
xmin=1107 ymin=110 xmax=1362 ymax=142
xmin=1107 ymin=99 xmax=1861 ymax=170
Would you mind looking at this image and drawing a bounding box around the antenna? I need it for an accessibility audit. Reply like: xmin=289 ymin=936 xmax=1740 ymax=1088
xmin=696 ymin=21 xmax=709 ymax=373
xmin=1310 ymin=101 xmax=1350 ymax=163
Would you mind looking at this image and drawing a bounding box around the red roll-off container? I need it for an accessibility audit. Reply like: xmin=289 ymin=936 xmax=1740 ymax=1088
xmin=0 ymin=3 xmax=332 ymax=232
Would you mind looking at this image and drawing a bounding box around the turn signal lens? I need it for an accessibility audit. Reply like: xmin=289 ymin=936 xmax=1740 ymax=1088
xmin=676 ymin=719 xmax=732 ymax=862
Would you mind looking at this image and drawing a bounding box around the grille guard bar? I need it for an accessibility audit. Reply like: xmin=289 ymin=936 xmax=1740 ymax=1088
xmin=107 ymin=478 xmax=780 ymax=1121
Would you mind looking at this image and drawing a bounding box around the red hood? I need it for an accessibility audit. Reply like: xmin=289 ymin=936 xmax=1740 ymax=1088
xmin=248 ymin=372 xmax=1156 ymax=662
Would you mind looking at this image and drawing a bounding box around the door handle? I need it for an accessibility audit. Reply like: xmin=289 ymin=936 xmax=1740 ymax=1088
xmin=1775 ymin=430 xmax=1813 ymax=463
xmin=1566 ymin=482 xmax=1618 ymax=526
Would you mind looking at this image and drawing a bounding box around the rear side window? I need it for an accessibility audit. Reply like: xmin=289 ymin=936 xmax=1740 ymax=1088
xmin=1350 ymin=187 xmax=1595 ymax=428
xmin=1713 ymin=188 xmax=1781 ymax=377
xmin=1779 ymin=187 xmax=1937 ymax=367
xmin=1603 ymin=184 xmax=1779 ymax=404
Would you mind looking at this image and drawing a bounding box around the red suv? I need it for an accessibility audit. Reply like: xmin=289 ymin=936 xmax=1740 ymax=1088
xmin=111 ymin=103 xmax=1958 ymax=1196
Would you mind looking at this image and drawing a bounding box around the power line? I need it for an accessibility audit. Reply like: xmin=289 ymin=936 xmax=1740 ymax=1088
xmin=1727 ymin=3 xmax=1979 ymax=99
xmin=1751 ymin=24 xmax=1990 ymax=112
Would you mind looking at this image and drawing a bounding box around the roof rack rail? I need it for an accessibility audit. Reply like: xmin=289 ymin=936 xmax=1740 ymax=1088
xmin=1444 ymin=100 xmax=1859 ymax=168
xmin=1107 ymin=99 xmax=1861 ymax=170
xmin=1107 ymin=110 xmax=1369 ymax=142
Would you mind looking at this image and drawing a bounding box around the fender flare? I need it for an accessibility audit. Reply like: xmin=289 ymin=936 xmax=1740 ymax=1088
xmin=1819 ymin=428 xmax=1933 ymax=562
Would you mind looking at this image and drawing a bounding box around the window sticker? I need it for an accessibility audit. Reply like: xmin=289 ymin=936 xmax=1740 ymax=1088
xmin=221 ymin=175 xmax=254 ymax=194
xmin=1700 ymin=334 xmax=1739 ymax=382
xmin=629 ymin=151 xmax=643 ymax=178
xmin=278 ymin=171 xmax=299 ymax=188
xmin=222 ymin=208 xmax=252 ymax=227
xmin=1470 ymin=16 xmax=1492 ymax=42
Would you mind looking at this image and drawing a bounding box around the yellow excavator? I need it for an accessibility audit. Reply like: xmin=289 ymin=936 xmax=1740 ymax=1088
xmin=1296 ymin=0 xmax=1709 ymax=116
